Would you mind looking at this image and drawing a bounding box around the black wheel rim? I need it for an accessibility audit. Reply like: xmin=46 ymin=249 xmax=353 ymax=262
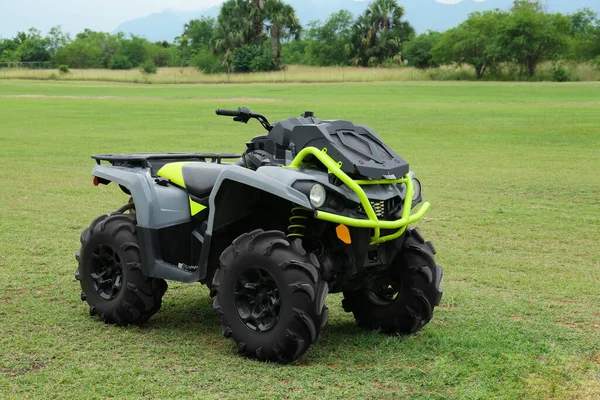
xmin=89 ymin=244 xmax=123 ymax=301
xmin=365 ymin=278 xmax=400 ymax=306
xmin=234 ymin=267 xmax=281 ymax=333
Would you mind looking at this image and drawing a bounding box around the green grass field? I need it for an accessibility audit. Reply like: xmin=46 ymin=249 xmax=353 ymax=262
xmin=0 ymin=79 xmax=599 ymax=399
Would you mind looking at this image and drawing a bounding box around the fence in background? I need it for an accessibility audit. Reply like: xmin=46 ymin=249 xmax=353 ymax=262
xmin=0 ymin=61 xmax=53 ymax=69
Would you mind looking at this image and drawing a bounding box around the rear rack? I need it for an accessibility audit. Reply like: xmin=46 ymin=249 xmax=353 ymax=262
xmin=92 ymin=153 xmax=242 ymax=168
xmin=92 ymin=153 xmax=242 ymax=175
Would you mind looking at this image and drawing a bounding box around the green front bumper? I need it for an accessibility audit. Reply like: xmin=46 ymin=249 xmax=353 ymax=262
xmin=288 ymin=147 xmax=430 ymax=245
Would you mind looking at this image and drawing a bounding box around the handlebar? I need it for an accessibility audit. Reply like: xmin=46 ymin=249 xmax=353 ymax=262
xmin=215 ymin=106 xmax=273 ymax=132
xmin=215 ymin=109 xmax=241 ymax=117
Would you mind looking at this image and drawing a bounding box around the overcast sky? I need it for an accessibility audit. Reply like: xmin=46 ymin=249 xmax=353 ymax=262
xmin=0 ymin=0 xmax=481 ymax=39
xmin=0 ymin=0 xmax=223 ymax=38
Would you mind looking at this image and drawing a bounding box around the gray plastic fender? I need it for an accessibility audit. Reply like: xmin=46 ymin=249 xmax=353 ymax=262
xmin=206 ymin=166 xmax=313 ymax=234
xmin=92 ymin=164 xmax=190 ymax=229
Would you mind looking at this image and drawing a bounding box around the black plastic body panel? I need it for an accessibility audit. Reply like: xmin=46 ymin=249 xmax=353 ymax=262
xmin=266 ymin=117 xmax=409 ymax=179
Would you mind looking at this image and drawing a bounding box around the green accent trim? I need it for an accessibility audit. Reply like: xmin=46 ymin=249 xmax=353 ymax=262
xmin=189 ymin=197 xmax=207 ymax=216
xmin=157 ymin=162 xmax=191 ymax=188
xmin=353 ymin=178 xmax=406 ymax=185
xmin=288 ymin=147 xmax=429 ymax=244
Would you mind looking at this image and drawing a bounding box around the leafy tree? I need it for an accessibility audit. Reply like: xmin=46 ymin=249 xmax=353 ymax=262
xmin=404 ymin=31 xmax=442 ymax=69
xmin=46 ymin=26 xmax=71 ymax=56
xmin=231 ymin=43 xmax=275 ymax=72
xmin=190 ymin=47 xmax=225 ymax=73
xmin=116 ymin=35 xmax=148 ymax=66
xmin=54 ymin=37 xmax=103 ymax=68
xmin=146 ymin=43 xmax=171 ymax=66
xmin=498 ymin=0 xmax=571 ymax=76
xmin=0 ymin=38 xmax=18 ymax=54
xmin=177 ymin=17 xmax=216 ymax=63
xmin=569 ymin=8 xmax=598 ymax=35
xmin=280 ymin=39 xmax=309 ymax=65
xmin=432 ymin=10 xmax=506 ymax=78
xmin=108 ymin=54 xmax=132 ymax=70
xmin=566 ymin=8 xmax=600 ymax=61
xmin=186 ymin=17 xmax=216 ymax=48
xmin=304 ymin=10 xmax=354 ymax=66
xmin=0 ymin=49 xmax=21 ymax=62
xmin=264 ymin=0 xmax=301 ymax=66
xmin=16 ymin=28 xmax=51 ymax=62
xmin=63 ymin=30 xmax=122 ymax=68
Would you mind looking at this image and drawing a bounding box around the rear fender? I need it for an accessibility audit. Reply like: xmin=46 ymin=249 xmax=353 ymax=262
xmin=92 ymin=164 xmax=190 ymax=229
xmin=92 ymin=164 xmax=200 ymax=282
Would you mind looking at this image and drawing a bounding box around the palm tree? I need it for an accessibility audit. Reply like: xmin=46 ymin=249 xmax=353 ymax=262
xmin=264 ymin=0 xmax=301 ymax=66
xmin=250 ymin=0 xmax=266 ymax=40
xmin=214 ymin=0 xmax=253 ymax=61
xmin=350 ymin=0 xmax=414 ymax=65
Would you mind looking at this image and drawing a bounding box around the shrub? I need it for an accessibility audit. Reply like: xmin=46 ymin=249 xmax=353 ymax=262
xmin=552 ymin=64 xmax=570 ymax=82
xmin=404 ymin=31 xmax=442 ymax=69
xmin=190 ymin=48 xmax=225 ymax=74
xmin=109 ymin=55 xmax=132 ymax=70
xmin=58 ymin=65 xmax=69 ymax=74
xmin=140 ymin=60 xmax=158 ymax=74
xmin=231 ymin=43 xmax=276 ymax=73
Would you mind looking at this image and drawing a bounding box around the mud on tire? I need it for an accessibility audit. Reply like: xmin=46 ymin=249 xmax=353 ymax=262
xmin=212 ymin=229 xmax=328 ymax=363
xmin=76 ymin=213 xmax=167 ymax=325
xmin=342 ymin=227 xmax=443 ymax=334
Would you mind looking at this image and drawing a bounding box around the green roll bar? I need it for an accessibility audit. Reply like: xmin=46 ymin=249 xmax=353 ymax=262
xmin=288 ymin=147 xmax=430 ymax=244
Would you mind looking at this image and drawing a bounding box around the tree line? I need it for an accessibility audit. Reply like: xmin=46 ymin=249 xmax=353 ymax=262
xmin=1 ymin=0 xmax=598 ymax=79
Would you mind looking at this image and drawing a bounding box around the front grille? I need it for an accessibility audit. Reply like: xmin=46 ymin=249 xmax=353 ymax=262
xmin=371 ymin=200 xmax=385 ymax=217
xmin=356 ymin=197 xmax=402 ymax=219
xmin=357 ymin=200 xmax=386 ymax=218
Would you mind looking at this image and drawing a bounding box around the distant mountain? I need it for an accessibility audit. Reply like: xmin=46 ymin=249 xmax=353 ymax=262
xmin=113 ymin=0 xmax=600 ymax=42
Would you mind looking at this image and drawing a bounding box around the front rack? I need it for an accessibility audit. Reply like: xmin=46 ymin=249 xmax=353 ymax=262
xmin=287 ymin=147 xmax=430 ymax=245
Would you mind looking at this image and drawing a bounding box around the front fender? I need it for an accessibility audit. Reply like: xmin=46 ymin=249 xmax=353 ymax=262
xmin=207 ymin=166 xmax=313 ymax=233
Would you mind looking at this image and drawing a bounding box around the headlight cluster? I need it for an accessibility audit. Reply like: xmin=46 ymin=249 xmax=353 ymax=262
xmin=297 ymin=178 xmax=421 ymax=210
xmin=412 ymin=178 xmax=421 ymax=202
xmin=309 ymin=184 xmax=326 ymax=208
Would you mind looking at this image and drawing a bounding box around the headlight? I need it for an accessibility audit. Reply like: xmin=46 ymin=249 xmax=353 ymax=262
xmin=412 ymin=178 xmax=421 ymax=201
xmin=309 ymin=184 xmax=327 ymax=208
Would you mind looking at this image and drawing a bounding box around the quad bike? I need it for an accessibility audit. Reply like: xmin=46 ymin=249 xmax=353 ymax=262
xmin=75 ymin=107 xmax=443 ymax=363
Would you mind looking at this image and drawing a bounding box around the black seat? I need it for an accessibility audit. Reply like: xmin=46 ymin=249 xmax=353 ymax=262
xmin=181 ymin=163 xmax=228 ymax=198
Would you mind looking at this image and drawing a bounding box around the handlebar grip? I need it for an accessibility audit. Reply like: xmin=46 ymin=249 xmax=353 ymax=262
xmin=215 ymin=109 xmax=240 ymax=117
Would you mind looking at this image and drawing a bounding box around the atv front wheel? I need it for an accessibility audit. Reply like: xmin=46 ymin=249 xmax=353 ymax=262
xmin=212 ymin=230 xmax=328 ymax=363
xmin=342 ymin=228 xmax=442 ymax=334
xmin=76 ymin=213 xmax=167 ymax=325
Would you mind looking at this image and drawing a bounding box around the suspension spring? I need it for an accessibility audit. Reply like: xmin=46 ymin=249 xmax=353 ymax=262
xmin=287 ymin=206 xmax=312 ymax=238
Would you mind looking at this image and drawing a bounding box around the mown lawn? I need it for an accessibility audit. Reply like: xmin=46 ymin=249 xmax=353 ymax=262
xmin=0 ymin=80 xmax=598 ymax=399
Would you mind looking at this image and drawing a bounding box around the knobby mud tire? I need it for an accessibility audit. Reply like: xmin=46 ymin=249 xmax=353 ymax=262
xmin=212 ymin=229 xmax=328 ymax=363
xmin=342 ymin=227 xmax=443 ymax=334
xmin=76 ymin=213 xmax=167 ymax=325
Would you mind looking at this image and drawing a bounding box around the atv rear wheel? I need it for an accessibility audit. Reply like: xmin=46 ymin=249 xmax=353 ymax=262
xmin=76 ymin=213 xmax=167 ymax=325
xmin=342 ymin=227 xmax=442 ymax=334
xmin=212 ymin=230 xmax=328 ymax=363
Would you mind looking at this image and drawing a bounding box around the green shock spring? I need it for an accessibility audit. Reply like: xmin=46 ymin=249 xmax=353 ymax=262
xmin=287 ymin=206 xmax=311 ymax=238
